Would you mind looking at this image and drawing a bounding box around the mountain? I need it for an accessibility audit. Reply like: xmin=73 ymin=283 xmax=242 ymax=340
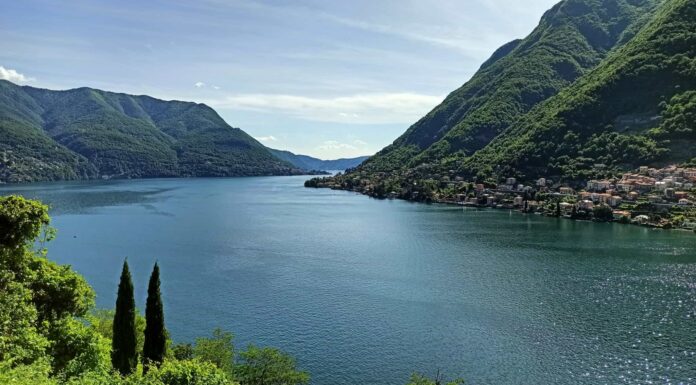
xmin=353 ymin=0 xmax=663 ymax=176
xmin=461 ymin=0 xmax=696 ymax=181
xmin=268 ymin=149 xmax=369 ymax=171
xmin=0 ymin=81 xmax=304 ymax=183
xmin=311 ymin=0 xmax=695 ymax=196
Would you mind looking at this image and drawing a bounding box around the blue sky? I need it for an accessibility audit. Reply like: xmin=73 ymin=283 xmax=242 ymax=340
xmin=0 ymin=0 xmax=558 ymax=159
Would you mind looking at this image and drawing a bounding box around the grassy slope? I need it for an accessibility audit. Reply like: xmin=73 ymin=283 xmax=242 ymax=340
xmin=461 ymin=0 xmax=696 ymax=182
xmin=0 ymin=81 xmax=300 ymax=182
xmin=354 ymin=0 xmax=661 ymax=175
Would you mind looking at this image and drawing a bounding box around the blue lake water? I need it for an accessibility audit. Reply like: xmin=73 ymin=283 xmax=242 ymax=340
xmin=1 ymin=176 xmax=695 ymax=385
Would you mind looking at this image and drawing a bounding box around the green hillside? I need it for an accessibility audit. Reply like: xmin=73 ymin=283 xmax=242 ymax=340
xmin=312 ymin=0 xmax=696 ymax=197
xmin=355 ymin=0 xmax=662 ymax=175
xmin=0 ymin=81 xmax=302 ymax=183
xmin=462 ymin=0 xmax=696 ymax=182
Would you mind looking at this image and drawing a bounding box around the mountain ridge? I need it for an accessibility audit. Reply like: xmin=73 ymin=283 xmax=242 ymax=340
xmin=348 ymin=0 xmax=663 ymax=177
xmin=268 ymin=149 xmax=369 ymax=171
xmin=461 ymin=0 xmax=696 ymax=181
xmin=0 ymin=80 xmax=306 ymax=183
xmin=308 ymin=0 xmax=695 ymax=199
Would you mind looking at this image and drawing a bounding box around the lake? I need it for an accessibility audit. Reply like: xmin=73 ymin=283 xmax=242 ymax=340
xmin=1 ymin=176 xmax=695 ymax=385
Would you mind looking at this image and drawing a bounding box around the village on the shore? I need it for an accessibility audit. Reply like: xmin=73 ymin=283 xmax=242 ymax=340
xmin=452 ymin=165 xmax=696 ymax=230
xmin=307 ymin=165 xmax=696 ymax=232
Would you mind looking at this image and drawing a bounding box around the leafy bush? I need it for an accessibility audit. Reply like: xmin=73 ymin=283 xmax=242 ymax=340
xmin=191 ymin=329 xmax=235 ymax=376
xmin=87 ymin=309 xmax=147 ymax=360
xmin=147 ymin=359 xmax=236 ymax=385
xmin=0 ymin=360 xmax=58 ymax=385
xmin=234 ymin=345 xmax=309 ymax=385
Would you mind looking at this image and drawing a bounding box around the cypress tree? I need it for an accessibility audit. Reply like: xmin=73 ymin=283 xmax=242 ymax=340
xmin=112 ymin=259 xmax=137 ymax=375
xmin=143 ymin=262 xmax=166 ymax=370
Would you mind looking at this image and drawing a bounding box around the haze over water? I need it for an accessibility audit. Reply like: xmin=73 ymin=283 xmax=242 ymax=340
xmin=2 ymin=176 xmax=695 ymax=385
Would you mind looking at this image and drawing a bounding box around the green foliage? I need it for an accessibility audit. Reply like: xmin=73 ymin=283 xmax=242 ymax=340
xmin=0 ymin=271 xmax=48 ymax=364
xmin=0 ymin=196 xmax=103 ymax=377
xmin=88 ymin=309 xmax=146 ymax=359
xmin=171 ymin=344 xmax=194 ymax=361
xmin=192 ymin=329 xmax=234 ymax=376
xmin=0 ymin=195 xmax=50 ymax=250
xmin=0 ymin=360 xmax=58 ymax=385
xmin=593 ymin=205 xmax=614 ymax=222
xmin=0 ymin=80 xmax=302 ymax=183
xmin=0 ymin=358 xmax=239 ymax=385
xmin=654 ymin=91 xmax=696 ymax=138
xmin=146 ymin=359 xmax=236 ymax=385
xmin=143 ymin=263 xmax=167 ymax=369
xmin=112 ymin=260 xmax=138 ymax=375
xmin=28 ymin=257 xmax=95 ymax=323
xmin=234 ymin=345 xmax=309 ymax=385
xmin=46 ymin=318 xmax=110 ymax=378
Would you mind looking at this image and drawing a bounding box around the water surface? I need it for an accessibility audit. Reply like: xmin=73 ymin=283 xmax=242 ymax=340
xmin=2 ymin=177 xmax=695 ymax=385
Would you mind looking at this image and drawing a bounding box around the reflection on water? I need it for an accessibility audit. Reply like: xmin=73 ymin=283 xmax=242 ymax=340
xmin=0 ymin=180 xmax=175 ymax=215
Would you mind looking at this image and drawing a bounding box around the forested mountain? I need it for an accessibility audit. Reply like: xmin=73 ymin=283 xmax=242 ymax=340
xmin=461 ymin=0 xmax=696 ymax=181
xmin=268 ymin=149 xmax=369 ymax=171
xmin=0 ymin=81 xmax=303 ymax=183
xmin=317 ymin=0 xmax=695 ymax=193
xmin=354 ymin=0 xmax=662 ymax=175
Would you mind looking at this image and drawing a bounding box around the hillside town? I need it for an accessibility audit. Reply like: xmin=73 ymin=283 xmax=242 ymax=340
xmin=307 ymin=165 xmax=696 ymax=232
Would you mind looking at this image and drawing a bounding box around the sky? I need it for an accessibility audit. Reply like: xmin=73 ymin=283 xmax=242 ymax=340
xmin=0 ymin=0 xmax=559 ymax=159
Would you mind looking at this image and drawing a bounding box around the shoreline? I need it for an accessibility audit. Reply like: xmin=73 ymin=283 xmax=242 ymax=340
xmin=326 ymin=186 xmax=696 ymax=235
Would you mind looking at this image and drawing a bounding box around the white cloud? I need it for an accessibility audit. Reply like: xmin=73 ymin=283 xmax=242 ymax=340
xmin=254 ymin=135 xmax=278 ymax=142
xmin=352 ymin=139 xmax=368 ymax=146
xmin=194 ymin=81 xmax=206 ymax=88
xmin=0 ymin=66 xmax=34 ymax=83
xmin=316 ymin=140 xmax=357 ymax=151
xmin=206 ymin=92 xmax=443 ymax=124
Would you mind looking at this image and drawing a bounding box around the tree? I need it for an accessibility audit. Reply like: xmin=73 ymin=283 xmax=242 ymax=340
xmin=234 ymin=345 xmax=309 ymax=385
xmin=88 ymin=309 xmax=146 ymax=357
xmin=193 ymin=328 xmax=235 ymax=376
xmin=143 ymin=263 xmax=166 ymax=371
xmin=147 ymin=359 xmax=235 ymax=385
xmin=112 ymin=260 xmax=137 ymax=375
xmin=592 ymin=205 xmax=614 ymax=222
xmin=0 ymin=196 xmax=103 ymax=376
xmin=171 ymin=343 xmax=194 ymax=360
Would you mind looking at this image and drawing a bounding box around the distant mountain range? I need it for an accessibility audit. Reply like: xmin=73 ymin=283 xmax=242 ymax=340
xmin=0 ymin=80 xmax=310 ymax=183
xmin=268 ymin=149 xmax=368 ymax=171
xmin=318 ymin=0 xmax=695 ymax=196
